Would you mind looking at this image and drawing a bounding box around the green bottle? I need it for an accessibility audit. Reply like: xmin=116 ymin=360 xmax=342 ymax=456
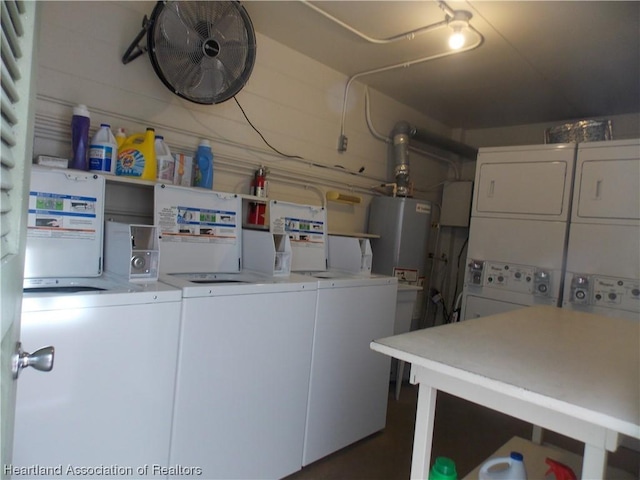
xmin=429 ymin=457 xmax=457 ymax=480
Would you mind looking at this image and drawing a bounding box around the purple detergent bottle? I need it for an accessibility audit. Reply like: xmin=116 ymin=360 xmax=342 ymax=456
xmin=70 ymin=104 xmax=90 ymax=170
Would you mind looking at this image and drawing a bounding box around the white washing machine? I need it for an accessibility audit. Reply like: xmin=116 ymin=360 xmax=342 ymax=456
xmin=155 ymin=186 xmax=318 ymax=479
xmin=461 ymin=143 xmax=577 ymax=320
xmin=161 ymin=271 xmax=317 ymax=479
xmin=301 ymin=270 xmax=397 ymax=466
xmin=14 ymin=167 xmax=182 ymax=477
xmin=268 ymin=200 xmax=398 ymax=467
xmin=563 ymin=139 xmax=640 ymax=320
xmin=14 ymin=276 xmax=182 ymax=478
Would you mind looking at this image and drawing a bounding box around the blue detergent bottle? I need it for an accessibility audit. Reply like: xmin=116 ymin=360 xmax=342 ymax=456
xmin=194 ymin=140 xmax=213 ymax=189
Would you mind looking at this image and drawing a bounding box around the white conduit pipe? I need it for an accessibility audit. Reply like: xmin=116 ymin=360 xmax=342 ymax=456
xmin=300 ymin=0 xmax=448 ymax=45
xmin=339 ymin=29 xmax=484 ymax=141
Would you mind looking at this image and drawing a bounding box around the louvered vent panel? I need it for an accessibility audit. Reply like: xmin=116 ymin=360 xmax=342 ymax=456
xmin=1 ymin=0 xmax=34 ymax=260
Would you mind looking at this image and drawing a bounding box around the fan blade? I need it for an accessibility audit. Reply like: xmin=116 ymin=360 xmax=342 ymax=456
xmin=156 ymin=4 xmax=201 ymax=53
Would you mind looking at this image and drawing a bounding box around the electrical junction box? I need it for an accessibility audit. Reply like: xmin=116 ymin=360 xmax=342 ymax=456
xmin=439 ymin=181 xmax=473 ymax=227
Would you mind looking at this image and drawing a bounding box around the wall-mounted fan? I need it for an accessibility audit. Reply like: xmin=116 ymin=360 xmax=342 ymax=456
xmin=123 ymin=1 xmax=256 ymax=105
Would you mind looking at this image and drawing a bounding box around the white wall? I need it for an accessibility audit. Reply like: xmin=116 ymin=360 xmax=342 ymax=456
xmin=32 ymin=1 xmax=456 ymax=234
xmin=32 ymin=1 xmax=639 ymax=326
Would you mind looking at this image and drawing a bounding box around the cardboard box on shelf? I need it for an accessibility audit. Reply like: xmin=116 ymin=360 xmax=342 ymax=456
xmin=173 ymin=154 xmax=193 ymax=187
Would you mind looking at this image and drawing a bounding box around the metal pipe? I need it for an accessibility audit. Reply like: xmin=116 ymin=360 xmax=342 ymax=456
xmin=392 ymin=121 xmax=412 ymax=197
xmin=364 ymin=87 xmax=463 ymax=179
xmin=407 ymin=125 xmax=478 ymax=160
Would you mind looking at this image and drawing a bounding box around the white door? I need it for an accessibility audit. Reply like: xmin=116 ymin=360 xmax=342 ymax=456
xmin=0 ymin=1 xmax=39 ymax=474
xmin=473 ymin=144 xmax=576 ymax=220
xmin=573 ymin=139 xmax=640 ymax=224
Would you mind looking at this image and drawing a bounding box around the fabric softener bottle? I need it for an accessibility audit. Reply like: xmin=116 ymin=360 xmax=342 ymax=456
xmin=194 ymin=140 xmax=213 ymax=189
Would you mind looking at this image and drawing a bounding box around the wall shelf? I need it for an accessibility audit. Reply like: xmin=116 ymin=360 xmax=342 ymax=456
xmin=328 ymin=231 xmax=380 ymax=239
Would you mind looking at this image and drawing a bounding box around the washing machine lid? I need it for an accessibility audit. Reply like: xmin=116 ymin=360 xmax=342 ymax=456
xmin=159 ymin=270 xmax=317 ymax=298
xmin=22 ymin=272 xmax=181 ymax=312
xmin=308 ymin=270 xmax=398 ymax=288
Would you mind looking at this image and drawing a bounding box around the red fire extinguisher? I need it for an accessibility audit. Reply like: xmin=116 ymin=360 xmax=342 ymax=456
xmin=248 ymin=166 xmax=268 ymax=225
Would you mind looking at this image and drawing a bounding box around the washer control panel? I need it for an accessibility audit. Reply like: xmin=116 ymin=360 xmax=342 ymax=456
xmin=466 ymin=260 xmax=552 ymax=297
xmin=569 ymin=273 xmax=640 ymax=313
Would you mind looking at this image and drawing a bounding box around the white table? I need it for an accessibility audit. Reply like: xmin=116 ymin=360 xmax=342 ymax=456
xmin=370 ymin=306 xmax=640 ymax=480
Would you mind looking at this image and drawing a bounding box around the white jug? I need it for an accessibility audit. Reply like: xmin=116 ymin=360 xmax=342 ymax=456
xmin=478 ymin=451 xmax=527 ymax=480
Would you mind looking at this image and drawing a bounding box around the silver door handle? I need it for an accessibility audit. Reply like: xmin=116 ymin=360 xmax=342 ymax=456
xmin=12 ymin=342 xmax=55 ymax=379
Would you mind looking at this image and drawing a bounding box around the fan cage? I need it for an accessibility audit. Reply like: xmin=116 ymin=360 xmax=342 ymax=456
xmin=147 ymin=1 xmax=257 ymax=105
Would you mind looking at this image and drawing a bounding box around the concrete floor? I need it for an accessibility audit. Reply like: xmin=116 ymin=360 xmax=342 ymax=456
xmin=287 ymin=382 xmax=639 ymax=479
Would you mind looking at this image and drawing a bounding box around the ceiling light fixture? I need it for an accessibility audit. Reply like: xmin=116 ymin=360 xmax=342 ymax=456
xmin=447 ymin=11 xmax=471 ymax=50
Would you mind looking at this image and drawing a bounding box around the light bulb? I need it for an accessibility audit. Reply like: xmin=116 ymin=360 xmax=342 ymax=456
xmin=449 ymin=29 xmax=465 ymax=49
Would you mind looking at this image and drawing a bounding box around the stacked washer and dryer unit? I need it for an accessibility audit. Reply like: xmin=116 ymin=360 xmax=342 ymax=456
xmin=562 ymin=139 xmax=640 ymax=320
xmin=461 ymin=138 xmax=639 ymax=322
xmin=268 ymin=200 xmax=398 ymax=468
xmin=14 ymin=166 xmax=182 ymax=475
xmin=461 ymin=143 xmax=576 ymax=319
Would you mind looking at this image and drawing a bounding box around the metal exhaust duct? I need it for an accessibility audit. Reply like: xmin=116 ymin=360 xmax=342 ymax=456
xmin=391 ymin=121 xmax=478 ymax=196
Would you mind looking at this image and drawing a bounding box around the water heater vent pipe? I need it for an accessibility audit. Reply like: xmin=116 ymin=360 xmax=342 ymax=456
xmin=392 ymin=121 xmax=413 ymax=197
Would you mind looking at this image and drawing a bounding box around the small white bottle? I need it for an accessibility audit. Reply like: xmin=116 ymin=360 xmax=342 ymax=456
xmin=155 ymin=135 xmax=175 ymax=182
xmin=89 ymin=123 xmax=117 ymax=174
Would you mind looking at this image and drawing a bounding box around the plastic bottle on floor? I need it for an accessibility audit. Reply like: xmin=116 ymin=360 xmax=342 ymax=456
xmin=479 ymin=451 xmax=527 ymax=480
xmin=429 ymin=456 xmax=457 ymax=480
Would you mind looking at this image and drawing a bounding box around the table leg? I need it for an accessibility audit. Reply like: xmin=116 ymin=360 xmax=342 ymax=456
xmin=581 ymin=443 xmax=607 ymax=480
xmin=410 ymin=385 xmax=437 ymax=480
xmin=531 ymin=425 xmax=544 ymax=444
xmin=395 ymin=360 xmax=405 ymax=400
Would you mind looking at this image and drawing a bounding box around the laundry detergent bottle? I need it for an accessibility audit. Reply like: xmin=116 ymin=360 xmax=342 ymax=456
xmin=194 ymin=139 xmax=213 ymax=189
xmin=116 ymin=127 xmax=157 ymax=181
xmin=479 ymin=452 xmax=527 ymax=480
xmin=70 ymin=104 xmax=90 ymax=170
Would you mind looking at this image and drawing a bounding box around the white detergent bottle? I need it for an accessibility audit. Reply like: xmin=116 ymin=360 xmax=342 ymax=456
xmin=89 ymin=123 xmax=117 ymax=174
xmin=155 ymin=135 xmax=175 ymax=182
xmin=479 ymin=452 xmax=527 ymax=480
